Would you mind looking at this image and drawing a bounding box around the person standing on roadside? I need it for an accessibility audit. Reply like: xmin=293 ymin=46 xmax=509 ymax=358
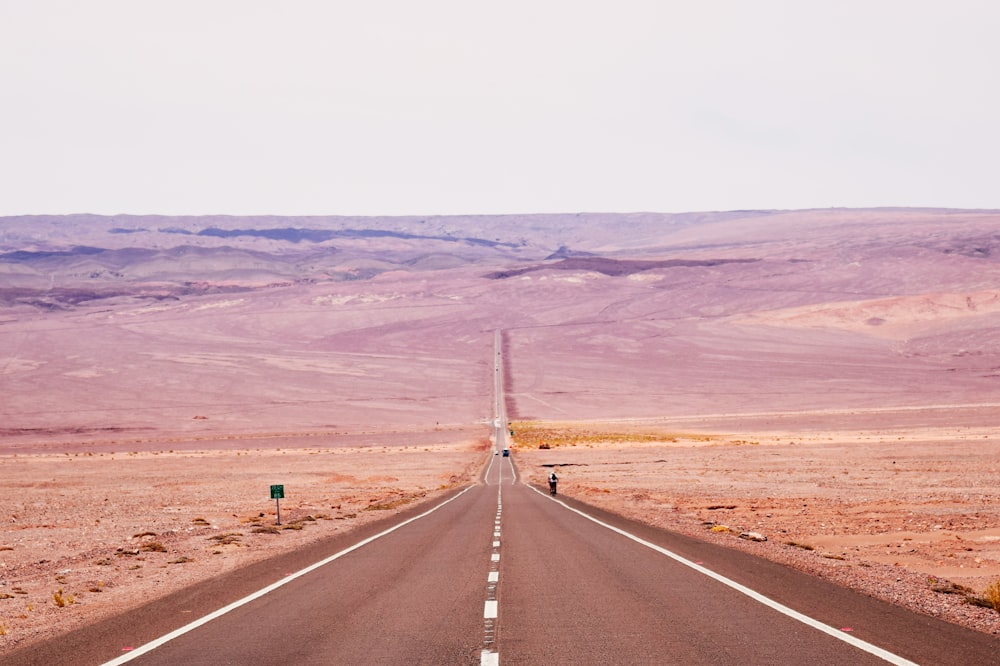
xmin=548 ymin=470 xmax=558 ymax=495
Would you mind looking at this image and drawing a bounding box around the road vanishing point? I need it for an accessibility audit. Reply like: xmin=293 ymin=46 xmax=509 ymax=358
xmin=10 ymin=332 xmax=997 ymax=665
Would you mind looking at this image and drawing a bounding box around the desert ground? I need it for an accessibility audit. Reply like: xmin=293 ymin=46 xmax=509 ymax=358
xmin=0 ymin=433 xmax=486 ymax=653
xmin=3 ymin=209 xmax=1000 ymax=653
xmin=514 ymin=414 xmax=1000 ymax=636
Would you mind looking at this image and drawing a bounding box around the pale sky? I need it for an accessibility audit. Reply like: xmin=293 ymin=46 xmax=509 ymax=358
xmin=1 ymin=1 xmax=998 ymax=217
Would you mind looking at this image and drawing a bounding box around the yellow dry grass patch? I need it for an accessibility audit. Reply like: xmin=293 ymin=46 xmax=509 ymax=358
xmin=509 ymin=421 xmax=717 ymax=449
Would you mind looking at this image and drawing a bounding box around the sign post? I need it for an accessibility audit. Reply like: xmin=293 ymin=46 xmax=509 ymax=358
xmin=270 ymin=484 xmax=284 ymax=525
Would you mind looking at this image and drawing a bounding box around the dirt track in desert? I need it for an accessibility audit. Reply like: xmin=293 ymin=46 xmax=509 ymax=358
xmin=3 ymin=209 xmax=1000 ymax=652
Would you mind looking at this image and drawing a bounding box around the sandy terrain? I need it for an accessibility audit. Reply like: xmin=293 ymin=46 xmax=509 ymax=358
xmin=4 ymin=413 xmax=1000 ymax=657
xmin=0 ymin=435 xmax=485 ymax=653
xmin=3 ymin=209 xmax=1000 ymax=653
xmin=512 ymin=415 xmax=1000 ymax=636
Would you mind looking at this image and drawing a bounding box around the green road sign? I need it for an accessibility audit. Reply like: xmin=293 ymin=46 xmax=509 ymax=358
xmin=270 ymin=484 xmax=284 ymax=499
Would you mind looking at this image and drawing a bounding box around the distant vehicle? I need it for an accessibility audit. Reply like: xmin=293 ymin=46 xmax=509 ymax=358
xmin=502 ymin=449 xmax=510 ymax=457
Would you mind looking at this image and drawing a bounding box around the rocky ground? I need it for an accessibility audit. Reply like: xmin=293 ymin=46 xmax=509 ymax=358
xmin=513 ymin=418 xmax=1000 ymax=637
xmin=0 ymin=437 xmax=485 ymax=655
xmin=4 ymin=418 xmax=1000 ymax=658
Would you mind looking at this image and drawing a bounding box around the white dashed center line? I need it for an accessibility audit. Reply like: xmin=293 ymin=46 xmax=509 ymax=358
xmin=482 ymin=465 xmax=503 ymax=665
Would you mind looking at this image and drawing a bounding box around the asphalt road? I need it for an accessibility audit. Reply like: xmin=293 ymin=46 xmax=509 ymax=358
xmin=9 ymin=333 xmax=997 ymax=664
xmin=10 ymin=450 xmax=998 ymax=665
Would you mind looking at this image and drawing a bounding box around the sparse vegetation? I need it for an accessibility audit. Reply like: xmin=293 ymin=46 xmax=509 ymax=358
xmin=930 ymin=580 xmax=975 ymax=596
xmin=192 ymin=517 xmax=210 ymax=526
xmin=132 ymin=531 xmax=157 ymax=539
xmin=364 ymin=497 xmax=413 ymax=511
xmin=785 ymin=541 xmax=815 ymax=551
xmin=251 ymin=525 xmax=281 ymax=534
xmin=981 ymin=580 xmax=1000 ymax=610
xmin=927 ymin=578 xmax=1000 ymax=612
xmin=139 ymin=541 xmax=166 ymax=552
xmin=240 ymin=513 xmax=268 ymax=525
xmin=52 ymin=588 xmax=75 ymax=607
xmin=207 ymin=532 xmax=243 ymax=545
xmin=168 ymin=556 xmax=194 ymax=564
xmin=509 ymin=422 xmax=716 ymax=449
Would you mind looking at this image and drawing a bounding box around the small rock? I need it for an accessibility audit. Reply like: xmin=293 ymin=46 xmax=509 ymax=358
xmin=739 ymin=531 xmax=767 ymax=542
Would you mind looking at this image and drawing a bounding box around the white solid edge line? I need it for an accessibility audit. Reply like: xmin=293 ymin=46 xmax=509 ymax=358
xmin=532 ymin=486 xmax=918 ymax=666
xmin=102 ymin=485 xmax=477 ymax=666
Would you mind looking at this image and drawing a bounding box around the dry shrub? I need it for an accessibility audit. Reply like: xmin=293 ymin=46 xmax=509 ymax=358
xmin=52 ymin=589 xmax=75 ymax=608
xmin=931 ymin=581 xmax=975 ymax=596
xmin=207 ymin=532 xmax=243 ymax=545
xmin=929 ymin=579 xmax=1000 ymax=612
xmin=240 ymin=514 xmax=267 ymax=524
xmin=140 ymin=541 xmax=166 ymax=552
xmin=364 ymin=497 xmax=413 ymax=511
xmin=982 ymin=580 xmax=1000 ymax=610
xmin=251 ymin=525 xmax=281 ymax=535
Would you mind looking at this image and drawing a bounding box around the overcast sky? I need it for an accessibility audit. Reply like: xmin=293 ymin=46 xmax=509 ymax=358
xmin=1 ymin=1 xmax=998 ymax=217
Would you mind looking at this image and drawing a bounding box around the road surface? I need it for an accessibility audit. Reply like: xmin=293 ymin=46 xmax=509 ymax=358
xmin=15 ymin=453 xmax=988 ymax=665
xmin=8 ymin=332 xmax=998 ymax=664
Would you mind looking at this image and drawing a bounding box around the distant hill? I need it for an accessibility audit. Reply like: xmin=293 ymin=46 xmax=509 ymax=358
xmin=3 ymin=207 xmax=1000 ymax=435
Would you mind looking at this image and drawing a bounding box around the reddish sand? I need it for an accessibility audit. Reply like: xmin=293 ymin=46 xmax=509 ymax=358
xmin=0 ymin=436 xmax=485 ymax=652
